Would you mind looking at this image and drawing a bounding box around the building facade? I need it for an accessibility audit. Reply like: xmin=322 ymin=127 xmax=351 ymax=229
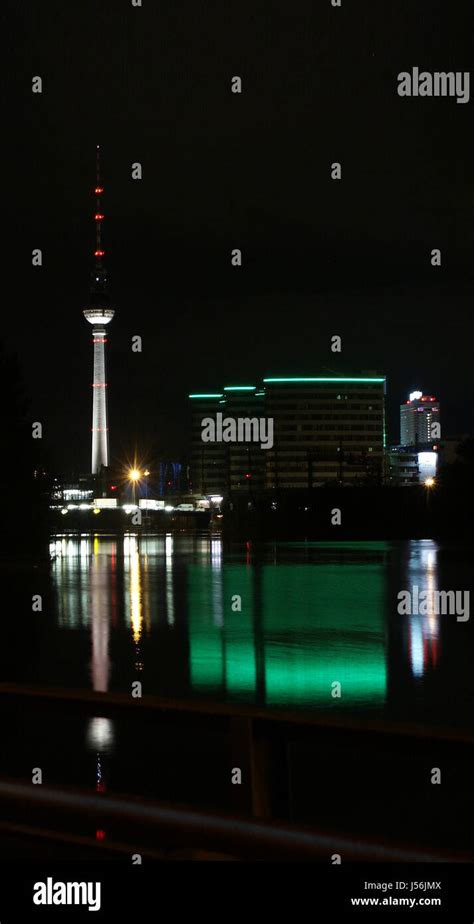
xmin=189 ymin=387 xmax=266 ymax=495
xmin=189 ymin=393 xmax=226 ymax=495
xmin=263 ymin=377 xmax=385 ymax=488
xmin=189 ymin=375 xmax=386 ymax=494
xmin=385 ymin=447 xmax=419 ymax=486
xmin=400 ymin=391 xmax=440 ymax=447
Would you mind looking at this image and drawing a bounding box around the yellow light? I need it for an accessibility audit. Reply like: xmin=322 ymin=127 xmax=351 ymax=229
xmin=93 ymin=507 xmax=101 ymax=515
xmin=129 ymin=468 xmax=141 ymax=482
xmin=130 ymin=546 xmax=143 ymax=643
xmin=143 ymin=469 xmax=150 ymax=477
xmin=424 ymin=477 xmax=435 ymax=488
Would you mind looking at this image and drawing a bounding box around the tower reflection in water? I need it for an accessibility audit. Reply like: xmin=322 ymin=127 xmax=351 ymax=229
xmin=51 ymin=535 xmax=116 ymax=837
xmin=88 ymin=535 xmax=115 ymax=839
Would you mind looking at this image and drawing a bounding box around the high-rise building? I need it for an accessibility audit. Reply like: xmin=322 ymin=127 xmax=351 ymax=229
xmin=83 ymin=147 xmax=114 ymax=474
xmin=189 ymin=374 xmax=386 ymax=493
xmin=263 ymin=376 xmax=385 ymax=488
xmin=400 ymin=391 xmax=440 ymax=447
xmin=189 ymin=393 xmax=226 ymax=494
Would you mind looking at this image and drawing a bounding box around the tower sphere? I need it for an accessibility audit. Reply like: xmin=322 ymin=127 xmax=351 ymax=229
xmin=84 ymin=308 xmax=115 ymax=325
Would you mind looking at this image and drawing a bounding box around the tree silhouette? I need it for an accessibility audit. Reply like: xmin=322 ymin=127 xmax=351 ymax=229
xmin=0 ymin=341 xmax=46 ymax=556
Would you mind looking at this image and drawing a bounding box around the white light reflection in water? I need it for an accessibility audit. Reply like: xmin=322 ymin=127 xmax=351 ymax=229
xmin=52 ymin=537 xmax=87 ymax=628
xmin=86 ymin=716 xmax=115 ymax=752
xmin=90 ymin=538 xmax=115 ymax=692
xmin=211 ymin=537 xmax=222 ymax=567
xmin=143 ymin=551 xmax=151 ymax=635
xmin=407 ymin=540 xmax=440 ymax=678
xmin=211 ymin=537 xmax=224 ymax=627
xmin=165 ymin=533 xmax=174 ymax=625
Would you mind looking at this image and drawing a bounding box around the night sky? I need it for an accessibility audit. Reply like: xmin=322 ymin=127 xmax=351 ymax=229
xmin=6 ymin=0 xmax=474 ymax=471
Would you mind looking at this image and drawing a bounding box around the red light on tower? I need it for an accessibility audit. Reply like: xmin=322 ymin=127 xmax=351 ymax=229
xmin=94 ymin=250 xmax=105 ymax=257
xmin=95 ymin=186 xmax=104 ymax=194
xmin=95 ymin=213 xmax=104 ymax=221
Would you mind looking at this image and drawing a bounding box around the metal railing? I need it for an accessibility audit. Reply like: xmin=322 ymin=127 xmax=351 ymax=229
xmin=0 ymin=777 xmax=468 ymax=863
xmin=1 ymin=683 xmax=473 ymax=862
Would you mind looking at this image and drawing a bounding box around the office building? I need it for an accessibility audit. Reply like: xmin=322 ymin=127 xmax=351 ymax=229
xmin=189 ymin=374 xmax=386 ymax=493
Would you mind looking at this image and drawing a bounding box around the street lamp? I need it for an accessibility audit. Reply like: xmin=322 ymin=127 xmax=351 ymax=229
xmin=129 ymin=468 xmax=141 ymax=505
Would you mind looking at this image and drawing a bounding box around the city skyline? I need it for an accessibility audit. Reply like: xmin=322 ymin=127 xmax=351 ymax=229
xmin=5 ymin=0 xmax=474 ymax=472
xmin=5 ymin=0 xmax=474 ymax=902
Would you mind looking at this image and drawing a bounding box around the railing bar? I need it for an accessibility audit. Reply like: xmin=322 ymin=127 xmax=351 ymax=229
xmin=0 ymin=779 xmax=468 ymax=863
xmin=0 ymin=821 xmax=169 ymax=860
xmin=0 ymin=682 xmax=472 ymax=743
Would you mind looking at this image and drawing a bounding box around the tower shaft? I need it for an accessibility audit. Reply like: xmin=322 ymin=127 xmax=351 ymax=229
xmin=90 ymin=324 xmax=110 ymax=474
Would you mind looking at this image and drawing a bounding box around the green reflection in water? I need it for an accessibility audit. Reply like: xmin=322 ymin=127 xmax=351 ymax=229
xmin=262 ymin=565 xmax=386 ymax=706
xmin=188 ymin=566 xmax=256 ymax=695
xmin=188 ymin=560 xmax=386 ymax=709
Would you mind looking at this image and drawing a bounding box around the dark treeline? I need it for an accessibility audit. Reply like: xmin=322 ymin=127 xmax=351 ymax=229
xmin=223 ymin=479 xmax=474 ymax=541
xmin=0 ymin=341 xmax=48 ymax=559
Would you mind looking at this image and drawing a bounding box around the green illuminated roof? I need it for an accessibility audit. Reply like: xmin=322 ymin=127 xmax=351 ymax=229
xmin=190 ymin=378 xmax=386 ymax=399
xmin=223 ymin=386 xmax=257 ymax=391
xmin=263 ymin=377 xmax=385 ymax=384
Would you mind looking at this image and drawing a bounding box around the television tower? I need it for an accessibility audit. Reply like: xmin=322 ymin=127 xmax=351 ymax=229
xmin=84 ymin=146 xmax=114 ymax=474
